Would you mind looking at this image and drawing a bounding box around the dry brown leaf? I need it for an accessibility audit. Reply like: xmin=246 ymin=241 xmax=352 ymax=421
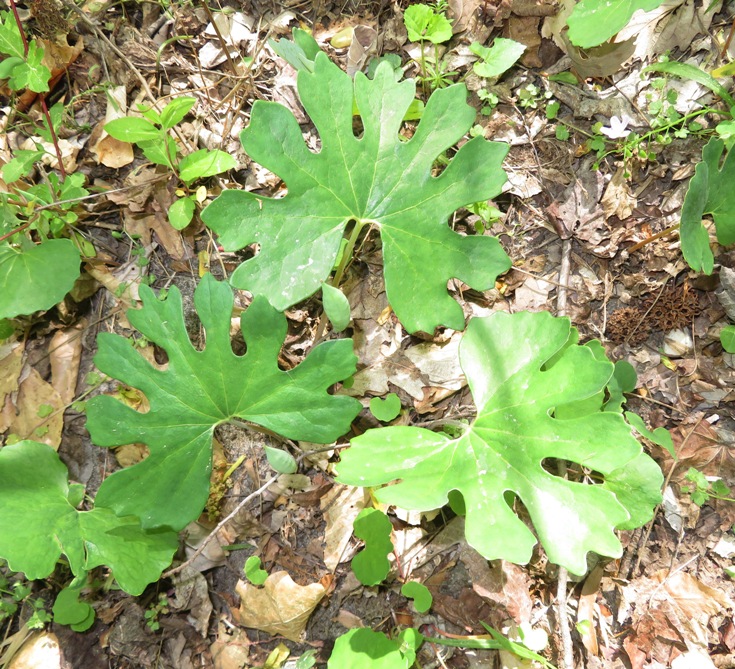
xmin=7 ymin=632 xmax=61 ymax=669
xmin=321 ymin=484 xmax=369 ymax=570
xmin=346 ymin=25 xmax=378 ymax=76
xmin=210 ymin=623 xmax=250 ymax=669
xmin=602 ymin=168 xmax=637 ymax=221
xmin=49 ymin=321 xmax=84 ymax=405
xmin=622 ymin=569 xmax=732 ymax=668
xmin=234 ymin=572 xmax=326 ymax=642
xmin=0 ymin=341 xmax=24 ymax=403
xmin=2 ymin=367 xmax=63 ymax=448
xmin=461 ymin=547 xmax=533 ymax=624
xmin=171 ymin=565 xmax=213 ymax=637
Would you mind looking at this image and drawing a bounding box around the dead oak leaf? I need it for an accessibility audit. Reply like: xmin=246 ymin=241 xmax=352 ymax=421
xmin=234 ymin=572 xmax=326 ymax=642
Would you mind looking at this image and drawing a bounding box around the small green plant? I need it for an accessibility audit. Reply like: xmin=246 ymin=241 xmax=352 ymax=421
xmin=0 ymin=10 xmax=51 ymax=95
xmin=52 ymin=582 xmax=95 ymax=632
xmin=403 ymin=2 xmax=456 ymax=93
xmin=244 ymin=556 xmax=268 ymax=585
xmin=517 ymin=82 xmax=553 ymax=110
xmin=144 ymin=593 xmax=169 ymax=631
xmin=104 ymin=97 xmax=236 ymax=230
xmin=401 ymin=581 xmax=432 ymax=613
xmin=0 ymin=10 xmax=89 ymax=320
xmin=369 ymin=393 xmax=402 ymax=422
xmin=682 ymin=467 xmax=734 ymax=507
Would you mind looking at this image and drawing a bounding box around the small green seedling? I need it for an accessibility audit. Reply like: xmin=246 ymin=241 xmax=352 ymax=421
xmin=244 ymin=556 xmax=268 ymax=585
xmin=104 ymin=97 xmax=235 ymax=230
xmin=403 ymin=3 xmax=452 ymax=44
xmin=370 ymin=394 xmax=401 ymax=422
xmin=401 ymin=581 xmax=432 ymax=613
xmin=404 ymin=3 xmax=456 ymax=93
xmin=144 ymin=594 xmax=169 ymax=631
xmin=683 ymin=467 xmax=734 ymax=507
xmin=351 ymin=508 xmax=393 ymax=586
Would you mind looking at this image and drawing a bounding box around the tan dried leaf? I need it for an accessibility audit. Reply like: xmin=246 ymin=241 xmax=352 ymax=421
xmin=234 ymin=572 xmax=325 ymax=642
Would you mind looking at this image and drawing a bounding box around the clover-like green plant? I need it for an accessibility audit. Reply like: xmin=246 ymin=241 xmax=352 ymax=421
xmin=86 ymin=273 xmax=361 ymax=531
xmin=0 ymin=441 xmax=177 ymax=595
xmin=337 ymin=311 xmax=663 ymax=575
xmin=202 ymin=51 xmax=510 ymax=333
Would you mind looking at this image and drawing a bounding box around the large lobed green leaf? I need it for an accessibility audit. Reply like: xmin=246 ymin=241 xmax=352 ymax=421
xmin=566 ymin=0 xmax=666 ymax=49
xmin=680 ymin=139 xmax=735 ymax=274
xmin=337 ymin=311 xmax=663 ymax=574
xmin=87 ymin=274 xmax=361 ymax=530
xmin=202 ymin=53 xmax=510 ymax=333
xmin=0 ymin=441 xmax=177 ymax=595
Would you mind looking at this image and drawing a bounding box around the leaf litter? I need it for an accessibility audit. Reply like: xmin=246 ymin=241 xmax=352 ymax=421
xmin=3 ymin=0 xmax=735 ymax=667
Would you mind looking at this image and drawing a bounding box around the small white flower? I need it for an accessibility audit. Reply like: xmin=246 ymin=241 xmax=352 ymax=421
xmin=600 ymin=115 xmax=633 ymax=139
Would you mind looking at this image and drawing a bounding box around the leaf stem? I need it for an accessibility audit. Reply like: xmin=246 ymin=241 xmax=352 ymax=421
xmin=331 ymin=219 xmax=365 ymax=289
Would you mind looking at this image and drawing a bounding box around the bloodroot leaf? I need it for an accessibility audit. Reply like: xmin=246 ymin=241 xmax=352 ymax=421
xmin=351 ymin=508 xmax=393 ymax=586
xmin=0 ymin=240 xmax=80 ymax=319
xmin=680 ymin=138 xmax=735 ymax=274
xmin=87 ymin=274 xmax=361 ymax=531
xmin=0 ymin=441 xmax=177 ymax=595
xmin=566 ymin=0 xmax=666 ymax=48
xmin=337 ymin=311 xmax=663 ymax=575
xmin=401 ymin=581 xmax=432 ymax=613
xmin=202 ymin=52 xmax=510 ymax=333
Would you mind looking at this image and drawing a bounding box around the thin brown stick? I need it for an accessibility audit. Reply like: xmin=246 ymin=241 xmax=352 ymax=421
xmin=554 ymin=237 xmax=574 ymax=669
xmin=162 ymin=473 xmax=279 ymax=578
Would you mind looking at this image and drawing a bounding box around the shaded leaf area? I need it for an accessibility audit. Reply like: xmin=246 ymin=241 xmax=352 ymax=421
xmin=681 ymin=138 xmax=735 ymax=274
xmin=202 ymin=53 xmax=510 ymax=333
xmin=0 ymin=441 xmax=177 ymax=595
xmin=327 ymin=628 xmax=423 ymax=669
xmin=338 ymin=311 xmax=663 ymax=574
xmin=566 ymin=0 xmax=666 ymax=48
xmin=87 ymin=273 xmax=361 ymax=531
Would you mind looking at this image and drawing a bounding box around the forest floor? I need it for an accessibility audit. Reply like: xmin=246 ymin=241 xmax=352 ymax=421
xmin=2 ymin=0 xmax=735 ymax=668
